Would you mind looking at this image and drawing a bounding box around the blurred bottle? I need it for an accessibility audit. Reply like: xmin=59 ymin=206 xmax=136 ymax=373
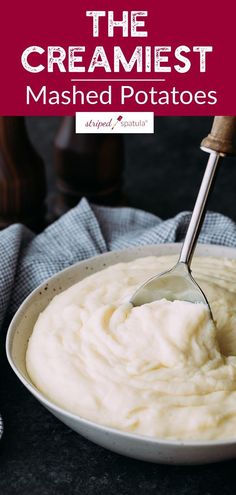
xmin=53 ymin=116 xmax=124 ymax=216
xmin=0 ymin=117 xmax=47 ymax=230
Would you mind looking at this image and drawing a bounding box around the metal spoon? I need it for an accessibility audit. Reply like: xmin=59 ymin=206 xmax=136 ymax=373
xmin=131 ymin=116 xmax=236 ymax=309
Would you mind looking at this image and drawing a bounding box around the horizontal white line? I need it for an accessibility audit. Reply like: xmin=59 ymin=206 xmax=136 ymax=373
xmin=70 ymin=78 xmax=165 ymax=82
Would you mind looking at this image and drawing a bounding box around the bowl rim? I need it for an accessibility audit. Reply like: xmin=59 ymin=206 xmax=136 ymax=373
xmin=6 ymin=241 xmax=236 ymax=448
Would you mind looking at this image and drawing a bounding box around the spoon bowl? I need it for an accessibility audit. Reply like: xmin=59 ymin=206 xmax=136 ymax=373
xmin=131 ymin=261 xmax=210 ymax=309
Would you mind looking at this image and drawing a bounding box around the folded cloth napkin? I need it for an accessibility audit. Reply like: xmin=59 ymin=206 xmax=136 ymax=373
xmin=1 ymin=197 xmax=236 ymax=439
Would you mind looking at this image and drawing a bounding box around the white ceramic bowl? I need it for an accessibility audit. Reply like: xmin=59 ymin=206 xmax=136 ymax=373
xmin=6 ymin=243 xmax=236 ymax=465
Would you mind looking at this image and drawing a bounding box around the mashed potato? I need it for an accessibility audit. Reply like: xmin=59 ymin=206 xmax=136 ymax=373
xmin=26 ymin=255 xmax=236 ymax=440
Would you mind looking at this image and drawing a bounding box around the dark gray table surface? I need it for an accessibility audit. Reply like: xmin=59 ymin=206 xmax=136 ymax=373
xmin=1 ymin=117 xmax=236 ymax=495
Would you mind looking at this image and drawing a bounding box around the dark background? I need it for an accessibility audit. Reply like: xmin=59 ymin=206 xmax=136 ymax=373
xmin=26 ymin=116 xmax=236 ymax=221
xmin=1 ymin=117 xmax=236 ymax=495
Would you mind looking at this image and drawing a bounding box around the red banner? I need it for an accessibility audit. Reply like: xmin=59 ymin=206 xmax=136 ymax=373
xmin=1 ymin=0 xmax=235 ymax=115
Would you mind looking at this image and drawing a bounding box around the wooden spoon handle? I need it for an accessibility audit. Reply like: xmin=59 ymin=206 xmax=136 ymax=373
xmin=201 ymin=116 xmax=236 ymax=155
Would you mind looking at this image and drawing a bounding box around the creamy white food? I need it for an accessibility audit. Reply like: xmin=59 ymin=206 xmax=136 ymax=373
xmin=26 ymin=255 xmax=236 ymax=441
